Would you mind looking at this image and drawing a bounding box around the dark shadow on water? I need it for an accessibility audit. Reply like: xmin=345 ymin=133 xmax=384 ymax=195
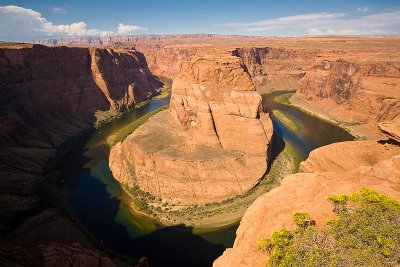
xmin=67 ymin=152 xmax=225 ymax=267
xmin=266 ymin=120 xmax=286 ymax=172
xmin=131 ymin=225 xmax=226 ymax=267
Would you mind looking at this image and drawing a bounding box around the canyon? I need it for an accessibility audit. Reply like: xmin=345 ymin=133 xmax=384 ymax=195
xmin=1 ymin=35 xmax=400 ymax=266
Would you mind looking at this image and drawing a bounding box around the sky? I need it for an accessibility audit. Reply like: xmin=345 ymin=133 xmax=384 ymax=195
xmin=1 ymin=0 xmax=400 ymax=41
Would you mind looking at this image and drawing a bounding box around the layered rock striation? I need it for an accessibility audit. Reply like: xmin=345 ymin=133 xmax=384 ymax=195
xmin=294 ymin=52 xmax=400 ymax=138
xmin=0 ymin=44 xmax=162 ymax=148
xmin=110 ymin=52 xmax=273 ymax=206
xmin=233 ymin=47 xmax=317 ymax=91
xmin=214 ymin=137 xmax=400 ymax=267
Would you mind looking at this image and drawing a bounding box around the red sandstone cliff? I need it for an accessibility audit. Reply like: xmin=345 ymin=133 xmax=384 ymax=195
xmin=233 ymin=47 xmax=317 ymax=91
xmin=0 ymin=43 xmax=161 ymax=265
xmin=0 ymin=44 xmax=162 ymax=148
xmin=297 ymin=57 xmax=400 ymax=124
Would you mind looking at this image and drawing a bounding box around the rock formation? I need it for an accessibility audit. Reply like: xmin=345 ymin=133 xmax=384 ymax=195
xmin=299 ymin=140 xmax=400 ymax=173
xmin=214 ymin=139 xmax=400 ymax=267
xmin=0 ymin=43 xmax=161 ymax=265
xmin=110 ymin=51 xmax=273 ymax=206
xmin=140 ymin=46 xmax=198 ymax=80
xmin=379 ymin=118 xmax=400 ymax=143
xmin=0 ymin=43 xmax=162 ymax=147
xmin=233 ymin=47 xmax=317 ymax=91
xmin=294 ymin=50 xmax=400 ymax=138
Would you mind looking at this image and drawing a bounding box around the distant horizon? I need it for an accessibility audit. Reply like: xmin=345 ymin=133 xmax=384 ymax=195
xmin=3 ymin=33 xmax=400 ymax=44
xmin=1 ymin=1 xmax=400 ymax=41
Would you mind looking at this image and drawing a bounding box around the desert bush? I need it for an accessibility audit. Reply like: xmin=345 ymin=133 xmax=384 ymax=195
xmin=260 ymin=188 xmax=400 ymax=267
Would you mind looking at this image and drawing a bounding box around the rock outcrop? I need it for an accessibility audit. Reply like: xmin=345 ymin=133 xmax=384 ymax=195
xmin=110 ymin=51 xmax=273 ymax=206
xmin=299 ymin=140 xmax=400 ymax=173
xmin=379 ymin=118 xmax=400 ymax=143
xmin=214 ymin=140 xmax=400 ymax=267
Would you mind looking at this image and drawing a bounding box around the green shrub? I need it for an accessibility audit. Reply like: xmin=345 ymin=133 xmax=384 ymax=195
xmin=259 ymin=188 xmax=400 ymax=267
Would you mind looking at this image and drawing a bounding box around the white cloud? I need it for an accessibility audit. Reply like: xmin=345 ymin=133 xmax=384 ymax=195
xmin=52 ymin=7 xmax=67 ymax=14
xmin=216 ymin=9 xmax=400 ymax=36
xmin=0 ymin=5 xmax=148 ymax=41
xmin=357 ymin=7 xmax=369 ymax=12
xmin=117 ymin=23 xmax=147 ymax=35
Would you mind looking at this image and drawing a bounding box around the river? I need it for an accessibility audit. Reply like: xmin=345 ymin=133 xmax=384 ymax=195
xmin=63 ymin=91 xmax=353 ymax=267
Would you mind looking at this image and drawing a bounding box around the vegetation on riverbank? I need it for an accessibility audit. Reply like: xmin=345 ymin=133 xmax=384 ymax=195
xmin=259 ymin=188 xmax=400 ymax=266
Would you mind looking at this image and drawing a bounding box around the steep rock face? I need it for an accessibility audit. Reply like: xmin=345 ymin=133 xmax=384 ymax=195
xmin=233 ymin=47 xmax=317 ymax=91
xmin=0 ymin=44 xmax=162 ymax=147
xmin=140 ymin=47 xmax=198 ymax=80
xmin=110 ymin=52 xmax=273 ymax=206
xmin=214 ymin=140 xmax=400 ymax=267
xmin=0 ymin=44 xmax=161 ymax=264
xmin=296 ymin=57 xmax=400 ymax=125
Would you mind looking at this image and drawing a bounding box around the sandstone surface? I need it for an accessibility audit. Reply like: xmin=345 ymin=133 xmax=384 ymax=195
xmin=299 ymin=140 xmax=400 ymax=173
xmin=379 ymin=118 xmax=400 ymax=143
xmin=110 ymin=51 xmax=273 ymax=206
xmin=214 ymin=140 xmax=400 ymax=267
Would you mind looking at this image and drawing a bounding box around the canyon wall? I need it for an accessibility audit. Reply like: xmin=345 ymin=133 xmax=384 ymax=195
xmin=140 ymin=46 xmax=198 ymax=80
xmin=110 ymin=51 xmax=273 ymax=207
xmin=0 ymin=44 xmax=162 ymax=148
xmin=297 ymin=57 xmax=400 ymax=124
xmin=233 ymin=47 xmax=317 ymax=91
xmin=0 ymin=43 xmax=162 ymax=265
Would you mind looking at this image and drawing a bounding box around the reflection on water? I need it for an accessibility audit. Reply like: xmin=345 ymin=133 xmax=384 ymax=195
xmin=263 ymin=92 xmax=354 ymax=161
xmin=65 ymin=92 xmax=353 ymax=267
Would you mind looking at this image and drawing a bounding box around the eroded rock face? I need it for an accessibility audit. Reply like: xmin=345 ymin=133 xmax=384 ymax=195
xmin=0 ymin=44 xmax=162 ymax=148
xmin=140 ymin=47 xmax=198 ymax=80
xmin=110 ymin=52 xmax=273 ymax=206
xmin=233 ymin=47 xmax=317 ymax=91
xmin=0 ymin=44 xmax=161 ymax=262
xmin=214 ymin=141 xmax=400 ymax=267
xmin=296 ymin=56 xmax=400 ymax=127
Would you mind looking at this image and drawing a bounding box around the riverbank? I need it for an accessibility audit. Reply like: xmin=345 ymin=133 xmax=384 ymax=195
xmin=274 ymin=92 xmax=362 ymax=140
